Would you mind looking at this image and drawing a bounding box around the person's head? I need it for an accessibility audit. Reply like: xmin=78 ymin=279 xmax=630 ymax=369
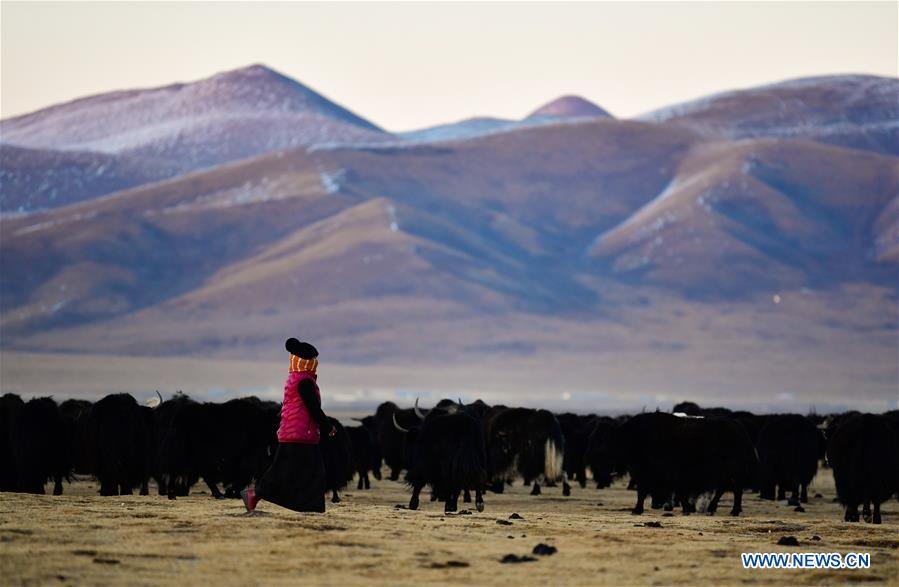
xmin=286 ymin=338 xmax=319 ymax=373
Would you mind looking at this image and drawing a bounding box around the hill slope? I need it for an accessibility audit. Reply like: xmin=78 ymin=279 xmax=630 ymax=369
xmin=0 ymin=65 xmax=389 ymax=211
xmin=639 ymin=75 xmax=899 ymax=155
xmin=586 ymin=139 xmax=899 ymax=294
xmin=0 ymin=144 xmax=179 ymax=213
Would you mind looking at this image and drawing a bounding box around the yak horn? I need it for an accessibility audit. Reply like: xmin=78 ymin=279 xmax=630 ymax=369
xmin=144 ymin=391 xmax=162 ymax=408
xmin=413 ymin=398 xmax=425 ymax=420
xmin=392 ymin=412 xmax=410 ymax=433
xmin=457 ymin=397 xmax=464 ymax=406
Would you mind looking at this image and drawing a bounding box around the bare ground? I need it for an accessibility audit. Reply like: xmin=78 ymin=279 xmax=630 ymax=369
xmin=1 ymin=469 xmax=897 ymax=586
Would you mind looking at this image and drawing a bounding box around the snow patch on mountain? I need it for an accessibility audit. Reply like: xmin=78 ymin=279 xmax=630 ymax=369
xmin=320 ymin=169 xmax=345 ymax=194
xmin=387 ymin=204 xmax=399 ymax=232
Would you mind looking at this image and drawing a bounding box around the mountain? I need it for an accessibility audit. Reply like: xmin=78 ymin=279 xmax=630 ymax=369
xmin=639 ymin=75 xmax=899 ymax=156
xmin=0 ymin=64 xmax=387 ymax=159
xmin=527 ymin=95 xmax=612 ymax=119
xmin=0 ymin=65 xmax=389 ymax=211
xmin=0 ymin=118 xmax=697 ymax=342
xmin=2 ymin=114 xmax=897 ymax=361
xmin=0 ymin=70 xmax=896 ymax=398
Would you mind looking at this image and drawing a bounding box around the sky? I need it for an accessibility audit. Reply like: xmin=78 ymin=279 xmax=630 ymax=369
xmin=1 ymin=1 xmax=897 ymax=132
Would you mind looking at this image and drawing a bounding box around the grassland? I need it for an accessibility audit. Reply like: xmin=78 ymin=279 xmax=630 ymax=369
xmin=1 ymin=468 xmax=896 ymax=585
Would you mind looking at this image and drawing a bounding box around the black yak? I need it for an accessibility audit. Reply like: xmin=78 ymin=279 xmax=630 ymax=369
xmin=0 ymin=393 xmax=25 ymax=491
xmin=150 ymin=392 xmax=196 ymax=496
xmin=347 ymin=418 xmax=382 ymax=490
xmin=594 ymin=412 xmax=756 ymax=516
xmin=756 ymin=414 xmax=821 ymax=505
xmin=583 ymin=416 xmax=620 ymax=488
xmin=400 ymin=400 xmax=489 ymax=513
xmin=556 ymin=412 xmax=596 ymax=491
xmin=84 ymin=393 xmax=153 ymax=496
xmin=10 ymin=397 xmax=70 ymax=494
xmin=827 ymin=413 xmax=899 ymax=524
xmin=159 ymin=396 xmax=275 ymax=499
xmin=320 ymin=417 xmax=354 ymax=503
xmin=485 ymin=407 xmax=565 ymax=497
xmin=372 ymin=401 xmax=420 ymax=481
xmin=59 ymin=399 xmax=92 ymax=476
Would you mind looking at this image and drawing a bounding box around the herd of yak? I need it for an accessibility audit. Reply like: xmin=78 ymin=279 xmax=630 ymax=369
xmin=1 ymin=392 xmax=898 ymax=524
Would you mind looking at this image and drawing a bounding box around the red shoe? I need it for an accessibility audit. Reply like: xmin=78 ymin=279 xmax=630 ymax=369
xmin=241 ymin=487 xmax=259 ymax=512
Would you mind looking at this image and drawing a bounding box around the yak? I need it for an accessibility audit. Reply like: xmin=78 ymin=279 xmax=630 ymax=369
xmin=756 ymin=414 xmax=821 ymax=505
xmin=372 ymin=401 xmax=421 ymax=481
xmin=593 ymin=412 xmax=756 ymax=516
xmin=160 ymin=396 xmax=275 ymax=500
xmin=59 ymin=399 xmax=92 ymax=476
xmin=583 ymin=416 xmax=620 ymax=488
xmin=320 ymin=417 xmax=354 ymax=503
xmin=150 ymin=392 xmax=197 ymax=497
xmin=347 ymin=417 xmax=382 ymax=490
xmin=556 ymin=412 xmax=596 ymax=491
xmin=9 ymin=397 xmax=70 ymax=494
xmin=83 ymin=393 xmax=153 ymax=496
xmin=485 ymin=407 xmax=566 ymax=497
xmin=398 ymin=400 xmax=489 ymax=513
xmin=0 ymin=393 xmax=25 ymax=491
xmin=827 ymin=413 xmax=899 ymax=524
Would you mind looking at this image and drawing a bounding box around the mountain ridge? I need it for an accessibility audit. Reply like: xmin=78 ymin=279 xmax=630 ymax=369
xmin=0 ymin=69 xmax=896 ymax=389
xmin=3 ymin=68 xmax=895 ymax=214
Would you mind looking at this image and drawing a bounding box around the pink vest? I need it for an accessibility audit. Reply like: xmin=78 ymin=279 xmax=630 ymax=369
xmin=277 ymin=371 xmax=321 ymax=444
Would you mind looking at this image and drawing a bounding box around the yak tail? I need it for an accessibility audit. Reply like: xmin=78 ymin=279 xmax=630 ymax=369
xmin=544 ymin=438 xmax=564 ymax=481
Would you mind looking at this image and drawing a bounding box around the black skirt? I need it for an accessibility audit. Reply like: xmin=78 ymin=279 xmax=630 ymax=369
xmin=256 ymin=443 xmax=326 ymax=513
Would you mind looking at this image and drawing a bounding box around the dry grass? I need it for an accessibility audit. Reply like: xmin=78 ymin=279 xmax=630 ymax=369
xmin=1 ymin=469 xmax=896 ymax=585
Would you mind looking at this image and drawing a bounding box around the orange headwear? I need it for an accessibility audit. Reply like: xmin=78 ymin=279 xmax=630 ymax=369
xmin=289 ymin=354 xmax=318 ymax=374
